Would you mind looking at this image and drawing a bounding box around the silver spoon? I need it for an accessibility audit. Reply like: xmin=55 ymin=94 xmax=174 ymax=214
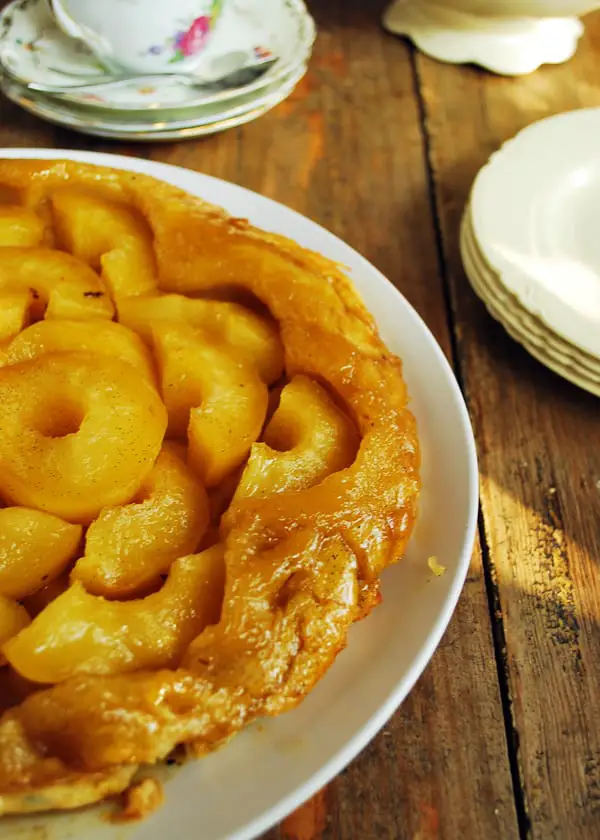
xmin=1 ymin=53 xmax=278 ymax=96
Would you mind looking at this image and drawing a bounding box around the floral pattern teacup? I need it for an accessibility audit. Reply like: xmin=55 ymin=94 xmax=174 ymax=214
xmin=50 ymin=0 xmax=225 ymax=73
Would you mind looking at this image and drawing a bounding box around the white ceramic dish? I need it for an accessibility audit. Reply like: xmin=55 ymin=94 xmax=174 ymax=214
xmin=0 ymin=63 xmax=305 ymax=140
xmin=382 ymin=0 xmax=593 ymax=75
xmin=471 ymin=108 xmax=600 ymax=360
xmin=462 ymin=208 xmax=600 ymax=378
xmin=461 ymin=210 xmax=600 ymax=397
xmin=0 ymin=0 xmax=314 ymax=111
xmin=463 ymin=245 xmax=600 ymax=396
xmin=0 ymin=149 xmax=478 ymax=840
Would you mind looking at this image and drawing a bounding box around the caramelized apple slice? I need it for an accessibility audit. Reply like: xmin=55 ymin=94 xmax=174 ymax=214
xmin=72 ymin=443 xmax=209 ymax=598
xmin=4 ymin=546 xmax=225 ymax=683
xmin=0 ymin=206 xmax=45 ymax=247
xmin=51 ymin=186 xmax=157 ymax=299
xmin=153 ymin=324 xmax=268 ymax=487
xmin=227 ymin=376 xmax=359 ymax=517
xmin=0 ymin=290 xmax=31 ymax=343
xmin=2 ymin=319 xmax=156 ymax=384
xmin=118 ymin=294 xmax=283 ymax=383
xmin=22 ymin=576 xmax=70 ymax=619
xmin=0 ymin=597 xmax=29 ymax=665
xmin=0 ymin=508 xmax=81 ymax=599
xmin=0 ymin=353 xmax=167 ymax=523
xmin=0 ymin=247 xmax=113 ymax=321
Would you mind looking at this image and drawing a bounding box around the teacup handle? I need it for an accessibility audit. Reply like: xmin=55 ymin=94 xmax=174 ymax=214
xmin=48 ymin=0 xmax=83 ymax=40
xmin=48 ymin=0 xmax=122 ymax=72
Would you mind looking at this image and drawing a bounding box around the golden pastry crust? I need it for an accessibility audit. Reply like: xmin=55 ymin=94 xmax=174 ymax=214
xmin=117 ymin=777 xmax=164 ymax=822
xmin=0 ymin=159 xmax=420 ymax=815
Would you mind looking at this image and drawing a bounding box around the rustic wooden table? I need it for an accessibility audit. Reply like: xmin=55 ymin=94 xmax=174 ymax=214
xmin=1 ymin=1 xmax=599 ymax=837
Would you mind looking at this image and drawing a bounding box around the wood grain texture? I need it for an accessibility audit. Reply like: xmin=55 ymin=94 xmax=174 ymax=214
xmin=415 ymin=13 xmax=600 ymax=840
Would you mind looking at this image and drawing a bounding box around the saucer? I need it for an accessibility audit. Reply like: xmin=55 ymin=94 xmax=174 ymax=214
xmin=461 ymin=205 xmax=600 ymax=398
xmin=470 ymin=109 xmax=600 ymax=361
xmin=0 ymin=60 xmax=306 ymax=140
xmin=0 ymin=0 xmax=315 ymax=111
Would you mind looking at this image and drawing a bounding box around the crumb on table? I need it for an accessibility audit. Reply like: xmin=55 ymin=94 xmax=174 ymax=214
xmin=428 ymin=555 xmax=446 ymax=577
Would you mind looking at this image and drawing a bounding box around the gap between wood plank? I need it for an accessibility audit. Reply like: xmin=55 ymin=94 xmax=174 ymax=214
xmin=407 ymin=47 xmax=531 ymax=840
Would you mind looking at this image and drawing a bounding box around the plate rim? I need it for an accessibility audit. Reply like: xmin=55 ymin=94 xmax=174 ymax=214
xmin=462 ymin=207 xmax=600 ymax=374
xmin=0 ymin=148 xmax=479 ymax=840
xmin=460 ymin=211 xmax=600 ymax=397
xmin=470 ymin=107 xmax=600 ymax=360
xmin=0 ymin=62 xmax=306 ymax=137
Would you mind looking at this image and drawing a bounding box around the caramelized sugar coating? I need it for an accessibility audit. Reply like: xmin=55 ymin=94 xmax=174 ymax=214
xmin=153 ymin=323 xmax=269 ymax=486
xmin=72 ymin=443 xmax=209 ymax=598
xmin=51 ymin=186 xmax=157 ymax=299
xmin=0 ymin=761 xmax=138 ymax=816
xmin=0 ymin=290 xmax=31 ymax=343
xmin=4 ymin=546 xmax=225 ymax=684
xmin=0 ymin=160 xmax=420 ymax=816
xmin=228 ymin=375 xmax=360 ymax=514
xmin=0 ymin=247 xmax=114 ymax=321
xmin=0 ymin=508 xmax=81 ymax=599
xmin=0 ymin=598 xmax=29 ymax=665
xmin=0 ymin=205 xmax=45 ymax=247
xmin=1 ymin=319 xmax=156 ymax=384
xmin=119 ymin=294 xmax=283 ymax=384
xmin=0 ymin=353 xmax=167 ymax=523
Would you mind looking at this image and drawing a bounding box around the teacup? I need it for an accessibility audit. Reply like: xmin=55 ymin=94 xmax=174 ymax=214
xmin=49 ymin=0 xmax=225 ymax=74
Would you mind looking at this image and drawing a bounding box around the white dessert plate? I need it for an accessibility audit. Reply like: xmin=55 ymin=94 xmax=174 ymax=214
xmin=0 ymin=149 xmax=478 ymax=840
xmin=462 ymin=243 xmax=600 ymax=396
xmin=461 ymin=210 xmax=600 ymax=397
xmin=471 ymin=108 xmax=600 ymax=361
xmin=462 ymin=207 xmax=600 ymax=378
xmin=0 ymin=0 xmax=314 ymax=111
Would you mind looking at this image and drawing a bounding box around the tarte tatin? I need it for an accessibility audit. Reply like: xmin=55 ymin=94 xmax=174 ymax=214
xmin=0 ymin=160 xmax=419 ymax=818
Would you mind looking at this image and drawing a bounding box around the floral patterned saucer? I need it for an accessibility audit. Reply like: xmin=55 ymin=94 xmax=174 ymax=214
xmin=0 ymin=60 xmax=306 ymax=140
xmin=0 ymin=0 xmax=314 ymax=111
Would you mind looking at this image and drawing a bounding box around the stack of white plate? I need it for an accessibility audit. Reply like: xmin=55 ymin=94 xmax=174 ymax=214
xmin=461 ymin=109 xmax=600 ymax=397
xmin=0 ymin=0 xmax=315 ymax=140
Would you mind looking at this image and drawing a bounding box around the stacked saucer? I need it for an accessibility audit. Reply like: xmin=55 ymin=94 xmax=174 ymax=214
xmin=0 ymin=0 xmax=315 ymax=140
xmin=461 ymin=109 xmax=600 ymax=397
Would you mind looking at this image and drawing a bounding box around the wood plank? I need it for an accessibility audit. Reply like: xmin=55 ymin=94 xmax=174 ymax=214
xmin=0 ymin=1 xmax=519 ymax=836
xmin=0 ymin=90 xmax=59 ymax=148
xmin=415 ymin=15 xmax=600 ymax=839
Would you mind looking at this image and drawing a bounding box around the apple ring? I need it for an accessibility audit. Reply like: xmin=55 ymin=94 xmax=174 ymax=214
xmin=72 ymin=443 xmax=209 ymax=598
xmin=0 ymin=352 xmax=167 ymax=523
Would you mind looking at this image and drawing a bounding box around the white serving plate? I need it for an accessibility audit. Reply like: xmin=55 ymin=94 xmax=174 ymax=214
xmin=0 ymin=149 xmax=478 ymax=840
xmin=471 ymin=108 xmax=600 ymax=360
